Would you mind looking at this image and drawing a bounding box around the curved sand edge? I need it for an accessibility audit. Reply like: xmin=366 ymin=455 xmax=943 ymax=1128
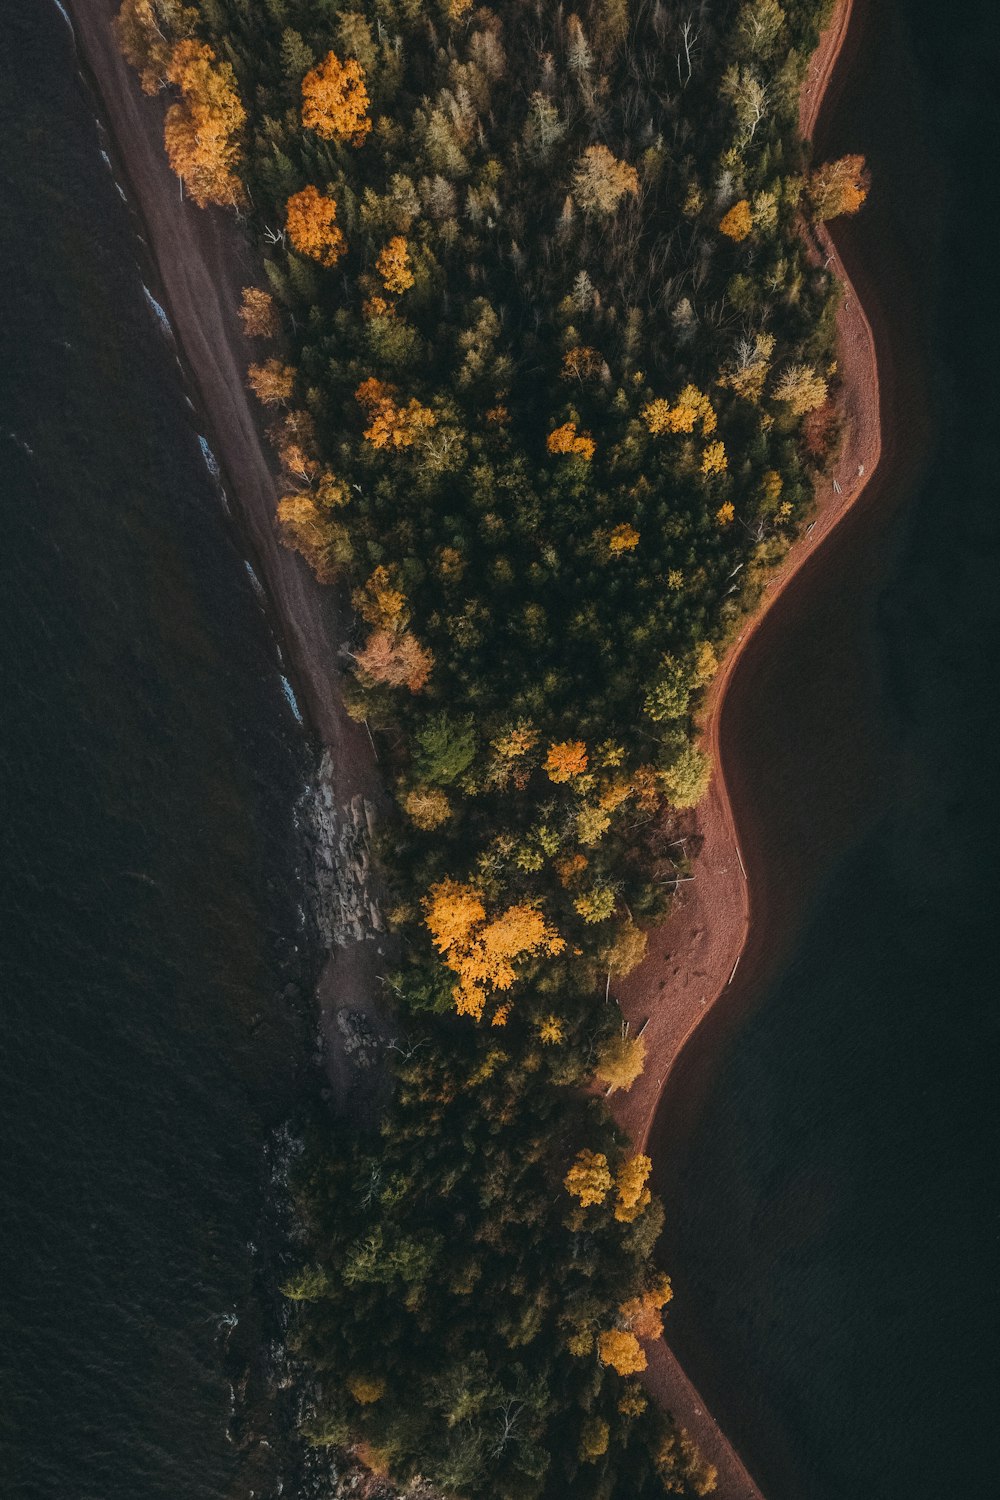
xmin=609 ymin=1 xmax=883 ymax=1493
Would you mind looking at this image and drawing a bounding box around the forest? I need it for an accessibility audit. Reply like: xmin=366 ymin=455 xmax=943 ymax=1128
xmin=114 ymin=0 xmax=865 ymax=1494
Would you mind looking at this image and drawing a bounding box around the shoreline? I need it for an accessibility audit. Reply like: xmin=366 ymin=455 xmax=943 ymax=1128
xmin=64 ymin=0 xmax=391 ymax=1105
xmin=608 ymin=0 xmax=904 ymax=1491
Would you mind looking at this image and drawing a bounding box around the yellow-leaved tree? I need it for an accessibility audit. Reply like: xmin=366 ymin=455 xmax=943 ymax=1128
xmin=563 ymin=1149 xmax=612 ymax=1206
xmin=424 ymin=879 xmax=564 ymax=1020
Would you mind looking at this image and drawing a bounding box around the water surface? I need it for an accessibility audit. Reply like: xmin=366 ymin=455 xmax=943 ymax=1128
xmin=0 ymin=5 xmax=314 ymax=1495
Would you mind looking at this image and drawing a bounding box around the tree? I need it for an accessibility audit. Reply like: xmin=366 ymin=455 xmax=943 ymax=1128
xmin=579 ymin=1417 xmax=609 ymax=1463
xmin=238 ymin=286 xmax=280 ymax=338
xmin=563 ymin=1149 xmax=612 ymax=1206
xmin=277 ymin=494 xmax=352 ymax=583
xmin=347 ymin=1374 xmax=386 ymax=1404
xmin=594 ymin=1032 xmax=645 ymax=1092
xmin=546 ymin=422 xmax=595 ymax=460
xmin=356 ymin=629 xmax=434 ymax=692
xmin=544 ymin=740 xmax=588 ymax=781
xmin=355 ymin=377 xmax=437 ymax=449
xmin=613 ymin=1155 xmax=652 ymax=1223
xmin=719 ymin=199 xmax=752 ymax=241
xmin=572 ymin=145 xmax=639 ymax=215
xmin=809 ymin=154 xmax=870 ymax=220
xmin=701 ymin=441 xmax=728 ymax=475
xmin=403 ymin=786 xmax=452 ymax=830
xmin=247 ymin=358 xmax=295 ymax=405
xmin=301 ymin=51 xmax=372 ymax=145
xmin=376 ymin=236 xmax=415 ymax=294
xmin=114 ymin=0 xmax=197 ymax=95
xmin=164 ymin=40 xmax=246 ymax=207
xmin=414 ymin=713 xmax=477 ymax=785
xmin=608 ymin=523 xmax=640 ymax=553
xmin=773 ymin=361 xmax=828 ymax=415
xmin=642 ymin=385 xmax=716 ymax=436
xmin=573 ymin=886 xmax=616 ymax=923
xmin=597 ymin=1329 xmax=647 ymax=1375
xmin=285 ymin=185 xmax=347 ymax=267
xmin=424 ymin=880 xmax=565 ymax=1020
xmin=661 ymin=746 xmax=712 ymax=808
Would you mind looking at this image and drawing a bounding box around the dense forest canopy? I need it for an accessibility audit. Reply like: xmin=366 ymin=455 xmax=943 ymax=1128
xmin=116 ymin=1 xmax=864 ymax=1494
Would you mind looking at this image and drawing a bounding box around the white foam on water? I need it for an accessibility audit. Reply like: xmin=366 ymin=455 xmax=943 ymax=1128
xmin=197 ymin=435 xmax=221 ymax=481
xmin=141 ymin=283 xmax=174 ymax=341
xmin=279 ymin=675 xmax=304 ymax=725
xmin=243 ymin=560 xmax=265 ymax=599
xmin=51 ymin=0 xmax=73 ymax=35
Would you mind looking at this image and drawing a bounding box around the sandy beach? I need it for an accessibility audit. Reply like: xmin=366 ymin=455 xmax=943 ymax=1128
xmin=611 ymin=0 xmax=939 ymax=1491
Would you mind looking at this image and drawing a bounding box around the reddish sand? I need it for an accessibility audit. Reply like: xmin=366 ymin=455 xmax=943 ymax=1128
xmin=607 ymin=2 xmax=893 ymax=1492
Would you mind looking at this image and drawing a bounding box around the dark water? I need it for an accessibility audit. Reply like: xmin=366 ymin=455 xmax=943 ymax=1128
xmin=0 ymin=4 xmax=315 ymax=1496
xmin=657 ymin=3 xmax=1000 ymax=1497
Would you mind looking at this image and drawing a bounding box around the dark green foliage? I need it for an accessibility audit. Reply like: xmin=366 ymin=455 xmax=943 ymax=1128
xmin=168 ymin=0 xmax=841 ymax=1492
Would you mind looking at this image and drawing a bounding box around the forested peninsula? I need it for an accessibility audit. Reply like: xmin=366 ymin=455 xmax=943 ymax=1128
xmin=108 ymin=1 xmax=867 ymax=1494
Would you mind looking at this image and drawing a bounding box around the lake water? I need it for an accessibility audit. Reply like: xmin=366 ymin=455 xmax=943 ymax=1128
xmin=0 ymin=4 xmax=316 ymax=1496
xmin=654 ymin=2 xmax=1000 ymax=1496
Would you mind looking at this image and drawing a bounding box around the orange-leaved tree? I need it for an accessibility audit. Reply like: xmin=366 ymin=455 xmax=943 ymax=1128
xmin=355 ymin=629 xmax=433 ymax=693
xmin=285 ymin=185 xmax=347 ymax=267
xmin=424 ymin=878 xmax=564 ymax=1020
xmin=238 ymin=286 xmax=280 ymax=338
xmin=544 ymin=740 xmax=589 ymax=782
xmin=547 ymin=422 xmax=596 ymax=460
xmin=376 ymin=237 xmax=415 ymax=294
xmin=809 ymin=154 xmax=870 ymax=220
xmin=719 ymin=198 xmax=753 ymax=241
xmin=619 ymin=1273 xmax=673 ymax=1340
xmin=301 ymin=51 xmax=372 ymax=145
xmin=355 ymin=378 xmax=436 ymax=450
xmin=163 ymin=39 xmax=246 ymax=207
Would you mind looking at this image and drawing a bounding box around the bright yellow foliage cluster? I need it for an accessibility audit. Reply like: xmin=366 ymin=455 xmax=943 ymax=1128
xmin=563 ymin=1149 xmax=612 ymax=1206
xmin=597 ymin=1328 xmax=647 ymax=1376
xmin=546 ymin=422 xmax=596 ymax=461
xmin=355 ymin=377 xmax=437 ymax=449
xmin=301 ymin=51 xmax=372 ymax=145
xmin=286 ymin=185 xmax=347 ymax=267
xmin=573 ymin=145 xmax=640 ymax=215
xmin=701 ymin=440 xmax=728 ymax=476
xmin=376 ymin=236 xmax=415 ymax=294
xmin=613 ymin=1154 xmax=652 ymax=1223
xmin=642 ymin=385 xmax=717 ymax=437
xmin=347 ymin=1374 xmax=386 ymax=1404
xmin=424 ymin=879 xmax=565 ymax=1020
xmin=719 ymin=198 xmax=753 ymax=241
xmin=609 ymin=523 xmax=640 ymax=553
